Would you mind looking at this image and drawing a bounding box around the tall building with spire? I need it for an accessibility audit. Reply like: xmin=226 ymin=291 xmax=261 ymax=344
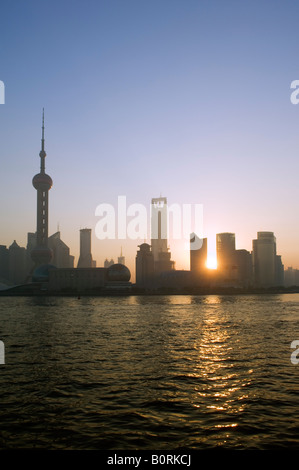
xmin=150 ymin=196 xmax=174 ymax=274
xmin=118 ymin=247 xmax=125 ymax=265
xmin=151 ymin=197 xmax=168 ymax=261
xmin=31 ymin=110 xmax=53 ymax=269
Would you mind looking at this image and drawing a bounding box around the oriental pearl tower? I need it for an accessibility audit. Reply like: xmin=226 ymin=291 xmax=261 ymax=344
xmin=31 ymin=109 xmax=53 ymax=270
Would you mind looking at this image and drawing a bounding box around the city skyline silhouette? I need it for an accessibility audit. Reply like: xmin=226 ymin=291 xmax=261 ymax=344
xmin=0 ymin=112 xmax=287 ymax=292
xmin=1 ymin=1 xmax=299 ymax=455
xmin=1 ymin=1 xmax=299 ymax=277
xmin=0 ymin=104 xmax=295 ymax=288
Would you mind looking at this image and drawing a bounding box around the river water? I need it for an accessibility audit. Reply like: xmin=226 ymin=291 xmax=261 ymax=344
xmin=0 ymin=294 xmax=298 ymax=450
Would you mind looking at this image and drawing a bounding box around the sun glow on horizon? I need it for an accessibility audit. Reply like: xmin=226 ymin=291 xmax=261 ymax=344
xmin=206 ymin=256 xmax=217 ymax=270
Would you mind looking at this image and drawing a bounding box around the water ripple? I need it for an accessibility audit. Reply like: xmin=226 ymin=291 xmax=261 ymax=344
xmin=0 ymin=294 xmax=299 ymax=449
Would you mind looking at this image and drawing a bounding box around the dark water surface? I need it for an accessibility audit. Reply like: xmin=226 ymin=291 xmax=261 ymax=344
xmin=0 ymin=294 xmax=299 ymax=450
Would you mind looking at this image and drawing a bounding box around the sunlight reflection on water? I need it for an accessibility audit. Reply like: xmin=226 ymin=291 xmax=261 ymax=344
xmin=0 ymin=294 xmax=299 ymax=449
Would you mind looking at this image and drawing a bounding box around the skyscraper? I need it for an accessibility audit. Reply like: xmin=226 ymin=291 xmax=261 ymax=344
xmin=31 ymin=110 xmax=53 ymax=269
xmin=150 ymin=196 xmax=174 ymax=273
xmin=216 ymin=233 xmax=235 ymax=265
xmin=234 ymin=249 xmax=253 ymax=287
xmin=151 ymin=197 xmax=168 ymax=261
xmin=190 ymin=233 xmax=207 ymax=275
xmin=216 ymin=232 xmax=236 ymax=279
xmin=135 ymin=243 xmax=155 ymax=287
xmin=48 ymin=231 xmax=75 ymax=268
xmin=252 ymin=231 xmax=282 ymax=287
xmin=77 ymin=228 xmax=94 ymax=268
xmin=8 ymin=240 xmax=26 ymax=285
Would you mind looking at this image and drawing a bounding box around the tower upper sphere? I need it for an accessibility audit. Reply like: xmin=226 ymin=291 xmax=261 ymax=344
xmin=32 ymin=109 xmax=53 ymax=190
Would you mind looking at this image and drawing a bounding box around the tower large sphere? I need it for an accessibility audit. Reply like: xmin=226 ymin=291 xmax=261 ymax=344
xmin=32 ymin=173 xmax=53 ymax=190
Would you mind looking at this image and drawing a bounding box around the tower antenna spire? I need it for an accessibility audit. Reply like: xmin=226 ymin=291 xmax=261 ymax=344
xmin=40 ymin=108 xmax=46 ymax=173
xmin=41 ymin=108 xmax=45 ymax=151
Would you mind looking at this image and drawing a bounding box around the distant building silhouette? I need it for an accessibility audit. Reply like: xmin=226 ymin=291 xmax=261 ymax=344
xmin=190 ymin=234 xmax=207 ymax=275
xmin=26 ymin=230 xmax=74 ymax=277
xmin=104 ymin=258 xmax=114 ymax=268
xmin=275 ymin=254 xmax=284 ymax=286
xmin=234 ymin=249 xmax=253 ymax=288
xmin=252 ymin=232 xmax=277 ymax=287
xmin=77 ymin=228 xmax=95 ymax=268
xmin=284 ymin=267 xmax=299 ymax=287
xmin=8 ymin=240 xmax=26 ymax=285
xmin=48 ymin=231 xmax=74 ymax=268
xmin=216 ymin=232 xmax=235 ymax=269
xmin=118 ymin=247 xmax=125 ymax=265
xmin=135 ymin=243 xmax=155 ymax=287
xmin=26 ymin=232 xmax=37 ymax=276
xmin=216 ymin=233 xmax=237 ymax=282
xmin=154 ymin=251 xmax=175 ymax=274
xmin=0 ymin=245 xmax=9 ymax=282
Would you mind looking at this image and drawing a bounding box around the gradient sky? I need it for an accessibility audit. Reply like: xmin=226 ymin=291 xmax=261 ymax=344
xmin=1 ymin=0 xmax=299 ymax=279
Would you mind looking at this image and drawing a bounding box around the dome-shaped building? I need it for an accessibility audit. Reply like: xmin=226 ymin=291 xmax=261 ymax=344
xmin=107 ymin=263 xmax=131 ymax=282
xmin=104 ymin=263 xmax=131 ymax=292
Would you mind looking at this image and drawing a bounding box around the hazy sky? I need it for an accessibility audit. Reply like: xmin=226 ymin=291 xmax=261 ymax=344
xmin=1 ymin=0 xmax=299 ymax=277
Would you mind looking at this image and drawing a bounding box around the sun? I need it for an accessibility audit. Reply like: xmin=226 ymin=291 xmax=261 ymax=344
xmin=206 ymin=255 xmax=217 ymax=270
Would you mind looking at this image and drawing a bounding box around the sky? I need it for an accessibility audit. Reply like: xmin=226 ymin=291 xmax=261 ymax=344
xmin=1 ymin=0 xmax=299 ymax=279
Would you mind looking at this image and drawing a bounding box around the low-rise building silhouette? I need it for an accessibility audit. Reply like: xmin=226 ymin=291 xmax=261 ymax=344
xmin=48 ymin=263 xmax=131 ymax=294
xmin=284 ymin=267 xmax=299 ymax=287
